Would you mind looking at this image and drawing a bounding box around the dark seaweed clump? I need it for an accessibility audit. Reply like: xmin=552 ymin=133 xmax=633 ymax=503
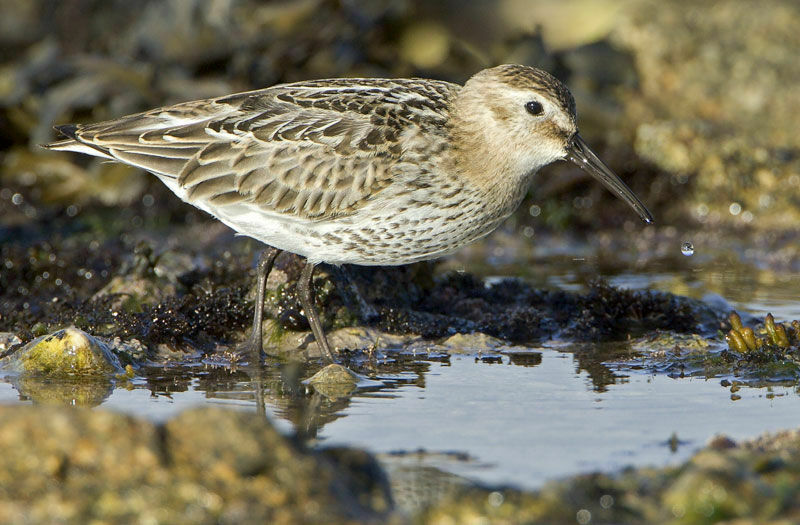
xmin=0 ymin=227 xmax=256 ymax=349
xmin=2 ymin=225 xmax=718 ymax=354
xmin=98 ymin=287 xmax=252 ymax=348
xmin=373 ymin=272 xmax=714 ymax=344
xmin=1 ymin=237 xmax=122 ymax=341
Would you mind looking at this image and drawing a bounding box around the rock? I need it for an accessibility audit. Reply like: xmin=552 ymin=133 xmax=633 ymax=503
xmin=264 ymin=325 xmax=538 ymax=361
xmin=417 ymin=424 xmax=800 ymax=524
xmin=399 ymin=22 xmax=451 ymax=69
xmin=609 ymin=0 xmax=800 ymax=229
xmin=92 ymin=241 xmax=176 ymax=312
xmin=630 ymin=332 xmax=711 ymax=357
xmin=661 ymin=449 xmax=765 ymax=523
xmin=93 ymin=274 xmax=176 ymax=312
xmin=708 ymin=434 xmax=738 ymax=451
xmin=0 ymin=332 xmax=21 ymax=352
xmin=307 ymin=363 xmax=360 ymax=386
xmin=305 ymin=363 xmax=384 ymax=400
xmin=262 ymin=323 xmax=415 ymax=359
xmin=0 ymin=327 xmax=126 ymax=405
xmin=439 ymin=332 xmax=514 ymax=354
xmin=501 ymin=0 xmax=631 ymax=51
xmin=107 ymin=337 xmax=149 ymax=363
xmin=1 ymin=327 xmax=123 ymax=376
xmin=0 ymin=406 xmax=396 ymax=524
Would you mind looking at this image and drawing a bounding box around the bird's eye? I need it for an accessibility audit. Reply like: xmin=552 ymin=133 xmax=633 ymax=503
xmin=525 ymin=101 xmax=544 ymax=116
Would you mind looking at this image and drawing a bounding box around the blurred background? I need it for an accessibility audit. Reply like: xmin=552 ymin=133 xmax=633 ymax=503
xmin=2 ymin=0 xmax=798 ymax=231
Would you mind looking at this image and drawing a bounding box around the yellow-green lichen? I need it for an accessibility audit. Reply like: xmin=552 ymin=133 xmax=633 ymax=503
xmin=17 ymin=328 xmax=122 ymax=376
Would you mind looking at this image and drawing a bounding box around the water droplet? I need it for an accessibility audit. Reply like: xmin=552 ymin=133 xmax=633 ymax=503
xmin=681 ymin=242 xmax=694 ymax=256
xmin=487 ymin=491 xmax=504 ymax=507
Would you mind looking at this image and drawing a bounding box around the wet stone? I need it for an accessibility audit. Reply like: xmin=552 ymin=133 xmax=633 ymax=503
xmin=438 ymin=332 xmax=525 ymax=354
xmin=307 ymin=363 xmax=361 ymax=386
xmin=0 ymin=405 xmax=396 ymax=524
xmin=107 ymin=336 xmax=149 ymax=363
xmin=263 ymin=323 xmax=413 ymax=359
xmin=1 ymin=327 xmax=123 ymax=376
xmin=305 ymin=363 xmax=364 ymax=400
xmin=0 ymin=332 xmax=21 ymax=352
xmin=416 ymin=424 xmax=800 ymax=524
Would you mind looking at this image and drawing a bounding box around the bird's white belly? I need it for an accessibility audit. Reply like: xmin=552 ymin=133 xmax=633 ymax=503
xmin=158 ymin=176 xmax=321 ymax=258
xmin=158 ymin=175 xmax=519 ymax=266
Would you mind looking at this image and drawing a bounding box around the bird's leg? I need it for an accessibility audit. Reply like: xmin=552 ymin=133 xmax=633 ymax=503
xmin=250 ymin=356 xmax=267 ymax=421
xmin=297 ymin=261 xmax=335 ymax=362
xmin=240 ymin=246 xmax=281 ymax=362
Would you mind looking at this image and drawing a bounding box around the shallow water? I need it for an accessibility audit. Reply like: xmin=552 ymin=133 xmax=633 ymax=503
xmin=482 ymin=253 xmax=800 ymax=321
xmin=320 ymin=354 xmax=800 ymax=489
xmin=2 ymin=346 xmax=798 ymax=491
xmin=1 ymin=249 xmax=799 ymax=493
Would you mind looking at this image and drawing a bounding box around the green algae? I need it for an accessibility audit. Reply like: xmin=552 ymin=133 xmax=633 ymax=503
xmin=726 ymin=312 xmax=800 ymax=355
xmin=6 ymin=327 xmax=123 ymax=377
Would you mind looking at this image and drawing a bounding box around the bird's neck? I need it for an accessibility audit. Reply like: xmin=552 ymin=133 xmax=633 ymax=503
xmin=446 ymin=108 xmax=538 ymax=212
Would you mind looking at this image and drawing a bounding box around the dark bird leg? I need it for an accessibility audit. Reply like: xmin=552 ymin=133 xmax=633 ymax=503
xmin=297 ymin=261 xmax=335 ymax=362
xmin=240 ymin=246 xmax=281 ymax=362
xmin=250 ymin=358 xmax=267 ymax=421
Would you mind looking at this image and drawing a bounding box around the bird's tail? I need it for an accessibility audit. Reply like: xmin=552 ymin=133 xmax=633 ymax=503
xmin=41 ymin=124 xmax=116 ymax=160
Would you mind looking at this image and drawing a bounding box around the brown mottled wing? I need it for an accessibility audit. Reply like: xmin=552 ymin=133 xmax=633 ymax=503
xmin=57 ymin=78 xmax=456 ymax=220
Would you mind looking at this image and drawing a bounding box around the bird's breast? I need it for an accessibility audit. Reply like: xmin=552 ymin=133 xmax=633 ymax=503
xmin=301 ymin=167 xmax=529 ymax=265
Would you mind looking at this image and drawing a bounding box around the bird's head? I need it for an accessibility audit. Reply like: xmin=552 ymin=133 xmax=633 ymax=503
xmin=453 ymin=64 xmax=653 ymax=224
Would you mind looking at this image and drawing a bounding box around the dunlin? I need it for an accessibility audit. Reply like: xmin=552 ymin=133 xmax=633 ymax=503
xmin=44 ymin=64 xmax=653 ymax=362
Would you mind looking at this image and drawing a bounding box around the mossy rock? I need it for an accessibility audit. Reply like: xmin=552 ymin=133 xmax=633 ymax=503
xmin=3 ymin=327 xmax=123 ymax=376
xmin=0 ymin=405 xmax=395 ymax=524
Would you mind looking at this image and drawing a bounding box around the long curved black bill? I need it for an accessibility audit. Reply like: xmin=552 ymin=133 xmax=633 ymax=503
xmin=566 ymin=134 xmax=654 ymax=224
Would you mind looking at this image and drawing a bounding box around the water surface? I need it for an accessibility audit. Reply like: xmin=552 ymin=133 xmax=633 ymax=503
xmin=2 ymin=247 xmax=799 ymax=493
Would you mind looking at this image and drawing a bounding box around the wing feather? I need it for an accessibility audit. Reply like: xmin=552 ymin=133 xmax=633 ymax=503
xmin=45 ymin=77 xmax=458 ymax=220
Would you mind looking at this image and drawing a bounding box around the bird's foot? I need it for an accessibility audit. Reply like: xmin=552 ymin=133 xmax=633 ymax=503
xmin=229 ymin=335 xmax=264 ymax=367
